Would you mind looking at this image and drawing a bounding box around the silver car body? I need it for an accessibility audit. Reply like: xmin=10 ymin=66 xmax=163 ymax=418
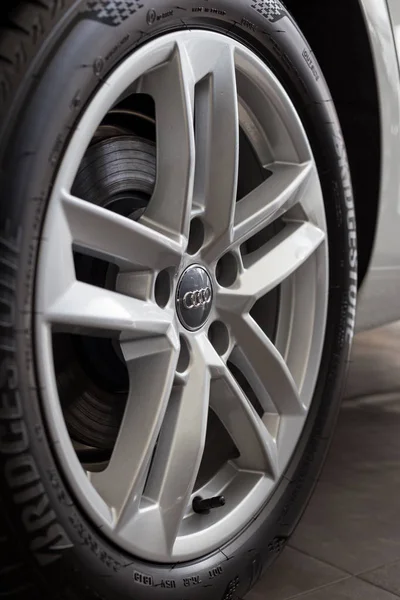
xmin=357 ymin=0 xmax=400 ymax=331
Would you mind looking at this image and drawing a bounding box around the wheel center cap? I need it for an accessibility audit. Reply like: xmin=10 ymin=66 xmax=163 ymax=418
xmin=176 ymin=265 xmax=213 ymax=331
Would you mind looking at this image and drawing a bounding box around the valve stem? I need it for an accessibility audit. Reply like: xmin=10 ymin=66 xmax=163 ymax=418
xmin=193 ymin=495 xmax=226 ymax=515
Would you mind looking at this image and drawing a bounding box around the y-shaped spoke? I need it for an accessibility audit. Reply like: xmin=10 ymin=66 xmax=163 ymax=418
xmin=62 ymin=190 xmax=183 ymax=270
xmin=139 ymin=42 xmax=196 ymax=242
xmin=45 ymin=280 xmax=174 ymax=338
xmin=91 ymin=335 xmax=179 ymax=519
xmin=233 ymin=162 xmax=313 ymax=247
xmin=114 ymin=334 xmax=212 ymax=556
xmin=193 ymin=45 xmax=239 ymax=244
xmin=197 ymin=336 xmax=278 ymax=477
xmin=139 ymin=37 xmax=241 ymax=251
xmin=37 ymin=194 xmax=177 ymax=336
xmin=218 ymin=221 xmax=326 ymax=314
xmin=225 ymin=315 xmax=304 ymax=417
xmin=210 ymin=363 xmax=279 ymax=478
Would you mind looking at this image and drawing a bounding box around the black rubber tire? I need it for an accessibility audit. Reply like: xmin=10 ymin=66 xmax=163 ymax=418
xmin=0 ymin=1 xmax=357 ymax=599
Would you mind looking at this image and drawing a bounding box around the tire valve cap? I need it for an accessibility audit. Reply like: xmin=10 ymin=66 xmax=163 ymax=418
xmin=193 ymin=495 xmax=226 ymax=515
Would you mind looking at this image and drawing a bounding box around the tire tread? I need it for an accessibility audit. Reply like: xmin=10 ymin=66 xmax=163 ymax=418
xmin=0 ymin=0 xmax=71 ymax=116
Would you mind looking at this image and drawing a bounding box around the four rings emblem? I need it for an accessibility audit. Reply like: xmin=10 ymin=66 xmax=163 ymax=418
xmin=176 ymin=265 xmax=213 ymax=330
xmin=183 ymin=287 xmax=212 ymax=310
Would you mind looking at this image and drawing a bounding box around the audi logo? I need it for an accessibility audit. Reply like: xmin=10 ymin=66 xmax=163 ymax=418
xmin=182 ymin=287 xmax=212 ymax=310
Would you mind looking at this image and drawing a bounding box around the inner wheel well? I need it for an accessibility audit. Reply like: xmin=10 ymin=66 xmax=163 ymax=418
xmin=284 ymin=0 xmax=381 ymax=284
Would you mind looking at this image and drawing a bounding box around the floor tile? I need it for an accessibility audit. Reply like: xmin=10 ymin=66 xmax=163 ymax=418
xmin=292 ymin=577 xmax=399 ymax=599
xmin=361 ymin=560 xmax=400 ymax=596
xmin=290 ymin=393 xmax=400 ymax=574
xmin=319 ymin=396 xmax=400 ymax=489
xmin=246 ymin=547 xmax=346 ymax=600
xmin=345 ymin=324 xmax=400 ymax=401
xmin=290 ymin=478 xmax=400 ymax=574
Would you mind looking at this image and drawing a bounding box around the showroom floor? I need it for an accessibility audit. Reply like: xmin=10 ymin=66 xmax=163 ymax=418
xmin=247 ymin=323 xmax=400 ymax=599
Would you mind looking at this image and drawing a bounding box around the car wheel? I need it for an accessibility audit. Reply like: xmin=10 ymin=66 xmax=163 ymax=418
xmin=0 ymin=1 xmax=357 ymax=598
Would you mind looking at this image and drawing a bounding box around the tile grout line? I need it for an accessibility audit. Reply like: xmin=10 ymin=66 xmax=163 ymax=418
xmin=289 ymin=543 xmax=400 ymax=597
xmin=353 ymin=574 xmax=400 ymax=599
xmin=356 ymin=557 xmax=400 ymax=578
xmin=287 ymin=544 xmax=353 ymax=576
xmin=279 ymin=575 xmax=353 ymax=600
xmin=274 ymin=576 xmax=400 ymax=600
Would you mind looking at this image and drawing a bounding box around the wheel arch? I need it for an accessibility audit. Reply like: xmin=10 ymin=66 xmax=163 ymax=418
xmin=284 ymin=0 xmax=381 ymax=284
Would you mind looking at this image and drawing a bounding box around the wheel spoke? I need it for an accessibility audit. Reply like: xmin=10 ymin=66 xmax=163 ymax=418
xmin=193 ymin=45 xmax=239 ymax=244
xmin=44 ymin=280 xmax=173 ymax=337
xmin=139 ymin=42 xmax=196 ymax=241
xmin=62 ymin=190 xmax=183 ymax=270
xmin=233 ymin=162 xmax=313 ymax=246
xmin=91 ymin=335 xmax=179 ymax=517
xmin=116 ymin=334 xmax=211 ymax=555
xmin=36 ymin=199 xmax=76 ymax=314
xmin=38 ymin=195 xmax=176 ymax=335
xmin=224 ymin=315 xmax=304 ymax=416
xmin=218 ymin=221 xmax=325 ymax=314
xmin=210 ymin=362 xmax=279 ymax=477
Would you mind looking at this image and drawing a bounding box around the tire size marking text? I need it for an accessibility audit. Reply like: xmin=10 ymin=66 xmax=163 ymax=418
xmin=209 ymin=566 xmax=224 ymax=579
xmin=183 ymin=575 xmax=202 ymax=587
xmin=134 ymin=571 xmax=153 ymax=586
xmin=192 ymin=7 xmax=226 ymax=15
xmin=302 ymin=49 xmax=320 ymax=82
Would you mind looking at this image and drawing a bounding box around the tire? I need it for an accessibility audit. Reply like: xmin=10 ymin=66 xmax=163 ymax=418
xmin=0 ymin=1 xmax=357 ymax=599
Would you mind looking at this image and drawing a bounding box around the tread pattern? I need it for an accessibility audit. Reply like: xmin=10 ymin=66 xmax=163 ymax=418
xmin=84 ymin=0 xmax=144 ymax=26
xmin=0 ymin=1 xmax=69 ymax=117
xmin=250 ymin=0 xmax=287 ymax=22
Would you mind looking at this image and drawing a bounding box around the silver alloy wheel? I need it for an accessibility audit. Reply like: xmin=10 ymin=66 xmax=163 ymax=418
xmin=35 ymin=30 xmax=329 ymax=562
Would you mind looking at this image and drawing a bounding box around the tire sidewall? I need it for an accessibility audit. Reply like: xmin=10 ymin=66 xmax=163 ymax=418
xmin=0 ymin=1 xmax=356 ymax=599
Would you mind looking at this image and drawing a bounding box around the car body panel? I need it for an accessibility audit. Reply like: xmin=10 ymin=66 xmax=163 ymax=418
xmin=356 ymin=0 xmax=400 ymax=331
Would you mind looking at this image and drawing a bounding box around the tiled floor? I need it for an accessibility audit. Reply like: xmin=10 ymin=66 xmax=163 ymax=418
xmin=247 ymin=323 xmax=400 ymax=599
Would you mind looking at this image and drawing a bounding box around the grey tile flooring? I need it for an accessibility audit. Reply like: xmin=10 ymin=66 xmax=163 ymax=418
xmin=344 ymin=324 xmax=400 ymax=401
xmin=246 ymin=548 xmax=347 ymax=600
xmin=247 ymin=324 xmax=400 ymax=598
xmin=361 ymin=561 xmax=400 ymax=597
xmin=290 ymin=397 xmax=400 ymax=573
xmin=290 ymin=475 xmax=400 ymax=574
xmin=290 ymin=577 xmax=400 ymax=599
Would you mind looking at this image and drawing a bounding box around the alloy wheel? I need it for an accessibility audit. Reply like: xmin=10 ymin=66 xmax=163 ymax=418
xmin=35 ymin=30 xmax=328 ymax=562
